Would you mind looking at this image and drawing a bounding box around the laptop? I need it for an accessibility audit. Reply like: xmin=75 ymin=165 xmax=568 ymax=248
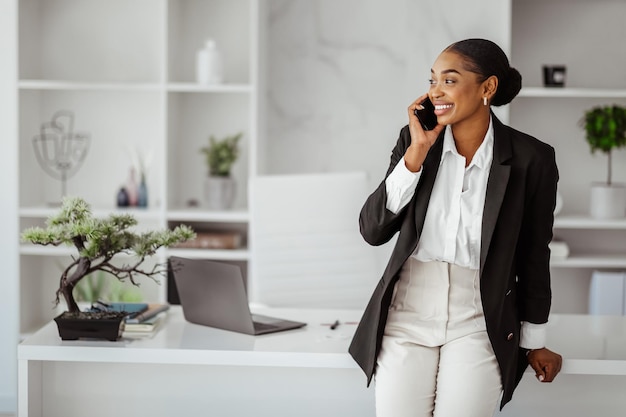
xmin=170 ymin=256 xmax=306 ymax=335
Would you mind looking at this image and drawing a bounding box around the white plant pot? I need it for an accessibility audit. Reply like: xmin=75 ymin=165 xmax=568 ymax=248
xmin=203 ymin=176 xmax=236 ymax=210
xmin=590 ymin=183 xmax=626 ymax=219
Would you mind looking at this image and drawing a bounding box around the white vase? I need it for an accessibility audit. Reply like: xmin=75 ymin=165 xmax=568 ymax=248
xmin=196 ymin=39 xmax=223 ymax=85
xmin=590 ymin=183 xmax=626 ymax=219
xmin=203 ymin=176 xmax=236 ymax=210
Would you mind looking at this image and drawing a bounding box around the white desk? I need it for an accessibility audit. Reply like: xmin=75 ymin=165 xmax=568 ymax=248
xmin=18 ymin=307 xmax=372 ymax=417
xmin=18 ymin=308 xmax=626 ymax=417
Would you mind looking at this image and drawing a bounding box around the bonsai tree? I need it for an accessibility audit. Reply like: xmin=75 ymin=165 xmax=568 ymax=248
xmin=200 ymin=132 xmax=242 ymax=177
xmin=21 ymin=197 xmax=195 ymax=313
xmin=580 ymin=104 xmax=626 ymax=185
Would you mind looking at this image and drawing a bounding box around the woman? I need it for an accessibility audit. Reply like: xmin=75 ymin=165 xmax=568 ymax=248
xmin=349 ymin=39 xmax=562 ymax=417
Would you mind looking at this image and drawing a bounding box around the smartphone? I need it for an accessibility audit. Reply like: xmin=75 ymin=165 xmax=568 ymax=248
xmin=413 ymin=97 xmax=438 ymax=131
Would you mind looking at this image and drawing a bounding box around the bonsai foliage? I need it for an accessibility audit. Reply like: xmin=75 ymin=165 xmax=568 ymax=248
xmin=200 ymin=132 xmax=242 ymax=176
xmin=581 ymin=105 xmax=626 ymax=185
xmin=21 ymin=197 xmax=195 ymax=313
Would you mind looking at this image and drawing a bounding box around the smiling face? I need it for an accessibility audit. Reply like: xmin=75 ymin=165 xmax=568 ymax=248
xmin=428 ymin=50 xmax=496 ymax=127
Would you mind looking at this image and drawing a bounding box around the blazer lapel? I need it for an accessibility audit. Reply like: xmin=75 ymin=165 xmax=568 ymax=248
xmin=414 ymin=134 xmax=444 ymax=236
xmin=480 ymin=116 xmax=512 ymax=275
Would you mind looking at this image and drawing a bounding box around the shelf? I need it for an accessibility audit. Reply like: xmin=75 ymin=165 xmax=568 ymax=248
xmin=518 ymin=87 xmax=626 ymax=99
xmin=550 ymin=254 xmax=626 ymax=269
xmin=21 ymin=206 xmax=250 ymax=224
xmin=18 ymin=80 xmax=162 ymax=92
xmin=20 ymin=206 xmax=163 ymax=222
xmin=19 ymin=80 xmax=254 ymax=94
xmin=19 ymin=244 xmax=144 ymax=257
xmin=553 ymin=216 xmax=626 ymax=230
xmin=167 ymin=209 xmax=249 ymax=223
xmin=165 ymin=248 xmax=250 ymax=261
xmin=167 ymin=83 xmax=253 ymax=93
xmin=20 ymin=244 xmax=75 ymax=256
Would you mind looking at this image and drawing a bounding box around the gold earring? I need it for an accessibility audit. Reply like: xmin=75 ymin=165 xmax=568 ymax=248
xmin=483 ymin=97 xmax=488 ymax=106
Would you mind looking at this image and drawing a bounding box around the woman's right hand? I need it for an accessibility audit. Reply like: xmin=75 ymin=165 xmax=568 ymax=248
xmin=404 ymin=94 xmax=444 ymax=172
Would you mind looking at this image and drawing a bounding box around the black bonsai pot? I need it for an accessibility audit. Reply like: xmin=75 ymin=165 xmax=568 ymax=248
xmin=54 ymin=311 xmax=126 ymax=341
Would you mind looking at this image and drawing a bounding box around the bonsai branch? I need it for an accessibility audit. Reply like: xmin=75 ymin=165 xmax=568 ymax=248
xmin=97 ymin=259 xmax=164 ymax=286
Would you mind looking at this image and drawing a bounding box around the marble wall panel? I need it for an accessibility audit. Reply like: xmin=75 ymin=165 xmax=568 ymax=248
xmin=262 ymin=0 xmax=510 ymax=187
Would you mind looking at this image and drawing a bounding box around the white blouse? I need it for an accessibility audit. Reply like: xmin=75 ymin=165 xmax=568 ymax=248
xmin=385 ymin=120 xmax=493 ymax=269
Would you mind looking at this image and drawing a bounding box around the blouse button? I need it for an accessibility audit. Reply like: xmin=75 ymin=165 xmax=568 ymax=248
xmin=507 ymin=332 xmax=514 ymax=341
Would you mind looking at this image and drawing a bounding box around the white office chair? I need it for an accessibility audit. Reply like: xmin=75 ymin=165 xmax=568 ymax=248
xmin=248 ymin=171 xmax=381 ymax=310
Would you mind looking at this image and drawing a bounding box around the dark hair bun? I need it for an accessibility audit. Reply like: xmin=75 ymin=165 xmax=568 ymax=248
xmin=492 ymin=66 xmax=522 ymax=106
xmin=445 ymin=39 xmax=522 ymax=106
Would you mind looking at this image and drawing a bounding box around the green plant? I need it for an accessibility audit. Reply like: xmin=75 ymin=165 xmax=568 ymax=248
xmin=73 ymin=269 xmax=142 ymax=303
xmin=21 ymin=197 xmax=195 ymax=313
xmin=72 ymin=270 xmax=108 ymax=303
xmin=199 ymin=132 xmax=242 ymax=177
xmin=107 ymin=279 xmax=144 ymax=302
xmin=580 ymin=105 xmax=626 ymax=185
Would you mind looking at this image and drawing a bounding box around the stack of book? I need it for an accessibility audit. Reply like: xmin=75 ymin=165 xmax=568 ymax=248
xmin=91 ymin=301 xmax=170 ymax=337
xmin=173 ymin=231 xmax=242 ymax=249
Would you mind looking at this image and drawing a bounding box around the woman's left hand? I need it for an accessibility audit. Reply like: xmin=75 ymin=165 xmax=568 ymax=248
xmin=527 ymin=348 xmax=562 ymax=383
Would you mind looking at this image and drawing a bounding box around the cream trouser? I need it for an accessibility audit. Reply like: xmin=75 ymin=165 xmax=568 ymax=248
xmin=375 ymin=259 xmax=503 ymax=417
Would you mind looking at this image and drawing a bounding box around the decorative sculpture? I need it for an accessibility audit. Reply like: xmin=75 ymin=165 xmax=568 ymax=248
xmin=32 ymin=110 xmax=90 ymax=202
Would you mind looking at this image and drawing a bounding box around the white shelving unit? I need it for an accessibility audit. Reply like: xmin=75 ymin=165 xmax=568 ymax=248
xmin=510 ymin=0 xmax=626 ymax=314
xmin=1 ymin=1 xmax=264 ymax=410
xmin=15 ymin=0 xmax=260 ymax=336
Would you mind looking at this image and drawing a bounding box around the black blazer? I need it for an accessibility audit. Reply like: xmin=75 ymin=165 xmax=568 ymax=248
xmin=348 ymin=115 xmax=558 ymax=409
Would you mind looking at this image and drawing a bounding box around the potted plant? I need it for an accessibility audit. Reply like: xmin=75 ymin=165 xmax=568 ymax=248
xmin=21 ymin=197 xmax=195 ymax=340
xmin=199 ymin=132 xmax=242 ymax=210
xmin=580 ymin=104 xmax=626 ymax=218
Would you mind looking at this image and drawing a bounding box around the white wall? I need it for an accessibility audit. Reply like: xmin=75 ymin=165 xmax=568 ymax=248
xmin=261 ymin=0 xmax=510 ymax=187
